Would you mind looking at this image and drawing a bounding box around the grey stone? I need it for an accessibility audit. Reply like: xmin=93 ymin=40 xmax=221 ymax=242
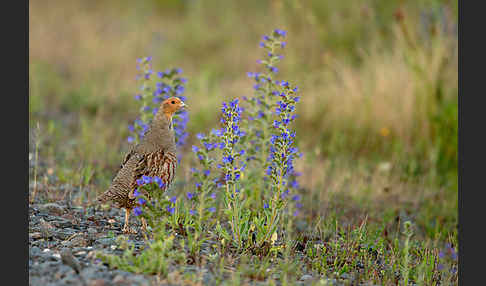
xmin=87 ymin=227 xmax=98 ymax=235
xmin=54 ymin=229 xmax=77 ymax=240
xmin=300 ymin=274 xmax=313 ymax=281
xmin=39 ymin=203 xmax=65 ymax=216
xmin=96 ymin=238 xmax=116 ymax=247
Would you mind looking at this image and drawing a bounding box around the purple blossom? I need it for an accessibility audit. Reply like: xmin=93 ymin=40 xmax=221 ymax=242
xmin=186 ymin=192 xmax=195 ymax=200
xmin=142 ymin=175 xmax=152 ymax=184
xmin=167 ymin=206 xmax=175 ymax=214
xmin=169 ymin=196 xmax=177 ymax=204
xmin=274 ymin=29 xmax=287 ymax=37
xmin=153 ymin=176 xmax=165 ymax=189
xmin=207 ymin=207 xmax=216 ymax=213
xmin=133 ymin=207 xmax=142 ymax=216
xmin=222 ymin=155 xmax=234 ymax=164
xmin=196 ymin=133 xmax=205 ymax=140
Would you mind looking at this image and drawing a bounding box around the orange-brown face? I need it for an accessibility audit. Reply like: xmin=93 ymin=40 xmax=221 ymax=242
xmin=162 ymin=97 xmax=187 ymax=117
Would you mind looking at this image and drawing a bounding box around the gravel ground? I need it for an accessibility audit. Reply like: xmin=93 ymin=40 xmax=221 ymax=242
xmin=28 ymin=200 xmax=163 ymax=286
xmin=29 ymin=199 xmax=357 ymax=286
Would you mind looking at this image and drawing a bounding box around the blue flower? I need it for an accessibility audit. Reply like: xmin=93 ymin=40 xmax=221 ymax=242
xmin=207 ymin=207 xmax=216 ymax=213
xmin=167 ymin=206 xmax=175 ymax=214
xmin=189 ymin=209 xmax=197 ymax=216
xmin=142 ymin=175 xmax=152 ymax=184
xmin=192 ymin=145 xmax=199 ymax=153
xmin=134 ymin=94 xmax=142 ymax=100
xmin=203 ymin=169 xmax=211 ymax=176
xmin=133 ymin=207 xmax=142 ymax=216
xmin=196 ymin=133 xmax=205 ymax=140
xmin=133 ymin=188 xmax=141 ymax=197
xmin=127 ymin=136 xmax=134 ymax=143
xmin=292 ymin=195 xmax=301 ymax=201
xmin=264 ymin=203 xmax=269 ymax=209
xmin=169 ymin=196 xmax=177 ymax=204
xmin=266 ymin=166 xmax=273 ymax=176
xmin=274 ymin=29 xmax=287 ymax=37
xmin=138 ymin=198 xmax=146 ymax=205
xmin=153 ymin=176 xmax=165 ymax=189
xmin=186 ymin=192 xmax=195 ymax=200
xmin=136 ymin=179 xmax=145 ymax=186
xmin=222 ymin=155 xmax=234 ymax=164
xmin=270 ymin=66 xmax=278 ymax=73
xmin=210 ymin=193 xmax=216 ymax=199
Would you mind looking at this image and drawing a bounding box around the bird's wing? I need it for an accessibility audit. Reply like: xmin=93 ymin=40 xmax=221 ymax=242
xmin=120 ymin=146 xmax=137 ymax=169
xmin=127 ymin=152 xmax=151 ymax=199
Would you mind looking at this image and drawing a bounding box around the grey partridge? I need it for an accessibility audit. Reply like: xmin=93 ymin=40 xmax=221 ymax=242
xmin=97 ymin=96 xmax=187 ymax=233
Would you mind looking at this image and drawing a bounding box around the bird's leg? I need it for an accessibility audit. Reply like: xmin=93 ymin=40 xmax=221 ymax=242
xmin=141 ymin=217 xmax=148 ymax=232
xmin=122 ymin=208 xmax=136 ymax=234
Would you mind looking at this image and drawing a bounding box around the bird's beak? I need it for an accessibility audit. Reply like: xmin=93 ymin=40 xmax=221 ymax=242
xmin=181 ymin=101 xmax=188 ymax=109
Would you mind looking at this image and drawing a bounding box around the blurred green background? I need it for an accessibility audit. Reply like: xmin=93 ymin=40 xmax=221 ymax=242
xmin=29 ymin=0 xmax=457 ymax=240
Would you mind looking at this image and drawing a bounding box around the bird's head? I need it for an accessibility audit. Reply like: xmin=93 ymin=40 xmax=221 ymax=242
xmin=162 ymin=97 xmax=187 ymax=119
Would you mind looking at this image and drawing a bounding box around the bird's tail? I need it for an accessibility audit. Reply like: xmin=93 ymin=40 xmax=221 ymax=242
xmin=96 ymin=189 xmax=112 ymax=204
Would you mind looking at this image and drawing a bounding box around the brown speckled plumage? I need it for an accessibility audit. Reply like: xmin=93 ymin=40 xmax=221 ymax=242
xmin=97 ymin=97 xmax=186 ymax=233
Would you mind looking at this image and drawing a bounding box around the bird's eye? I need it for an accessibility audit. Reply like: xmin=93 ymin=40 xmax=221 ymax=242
xmin=171 ymin=100 xmax=175 ymax=104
